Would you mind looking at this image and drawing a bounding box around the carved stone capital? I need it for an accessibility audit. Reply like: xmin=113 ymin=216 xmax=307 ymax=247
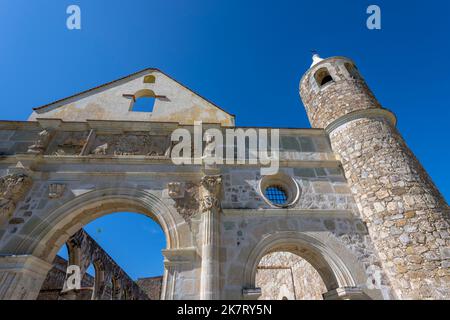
xmin=200 ymin=175 xmax=222 ymax=191
xmin=200 ymin=175 xmax=222 ymax=212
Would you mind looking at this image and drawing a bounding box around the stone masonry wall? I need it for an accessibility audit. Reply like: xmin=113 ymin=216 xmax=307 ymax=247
xmin=221 ymin=167 xmax=358 ymax=214
xmin=220 ymin=210 xmax=388 ymax=300
xmin=300 ymin=55 xmax=450 ymax=300
xmin=330 ymin=117 xmax=450 ymax=299
xmin=256 ymin=252 xmax=327 ymax=300
xmin=136 ymin=276 xmax=163 ymax=300
xmin=299 ymin=57 xmax=381 ymax=129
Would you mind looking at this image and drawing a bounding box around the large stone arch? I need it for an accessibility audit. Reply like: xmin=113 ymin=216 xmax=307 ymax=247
xmin=13 ymin=187 xmax=190 ymax=261
xmin=0 ymin=187 xmax=195 ymax=300
xmin=242 ymin=231 xmax=371 ymax=300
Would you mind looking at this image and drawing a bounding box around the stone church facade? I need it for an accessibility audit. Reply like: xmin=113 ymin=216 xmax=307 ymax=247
xmin=0 ymin=55 xmax=448 ymax=300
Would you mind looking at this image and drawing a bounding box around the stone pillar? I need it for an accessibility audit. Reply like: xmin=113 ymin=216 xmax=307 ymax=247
xmin=199 ymin=175 xmax=222 ymax=300
xmin=0 ymin=255 xmax=52 ymax=300
xmin=161 ymin=264 xmax=175 ymax=300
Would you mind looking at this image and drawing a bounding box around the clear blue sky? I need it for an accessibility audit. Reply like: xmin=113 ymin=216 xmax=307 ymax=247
xmin=1 ymin=1 xmax=449 ymax=279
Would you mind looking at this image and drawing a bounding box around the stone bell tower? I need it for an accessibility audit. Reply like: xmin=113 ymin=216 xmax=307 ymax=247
xmin=300 ymin=54 xmax=450 ymax=299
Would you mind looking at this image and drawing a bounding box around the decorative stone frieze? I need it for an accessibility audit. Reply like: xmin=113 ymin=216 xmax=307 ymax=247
xmin=89 ymin=134 xmax=171 ymax=157
xmin=53 ymin=133 xmax=88 ymax=156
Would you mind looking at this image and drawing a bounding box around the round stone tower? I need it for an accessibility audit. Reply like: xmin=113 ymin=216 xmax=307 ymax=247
xmin=300 ymin=54 xmax=450 ymax=299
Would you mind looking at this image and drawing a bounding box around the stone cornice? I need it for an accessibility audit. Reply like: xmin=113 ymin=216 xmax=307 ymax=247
xmin=222 ymin=208 xmax=356 ymax=219
xmin=325 ymin=108 xmax=397 ymax=135
xmin=0 ymin=156 xmax=344 ymax=171
xmin=0 ymin=120 xmax=329 ymax=136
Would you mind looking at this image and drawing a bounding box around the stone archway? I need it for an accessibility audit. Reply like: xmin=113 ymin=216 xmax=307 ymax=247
xmin=0 ymin=188 xmax=194 ymax=300
xmin=256 ymin=251 xmax=327 ymax=300
xmin=25 ymin=188 xmax=183 ymax=259
xmin=242 ymin=231 xmax=369 ymax=300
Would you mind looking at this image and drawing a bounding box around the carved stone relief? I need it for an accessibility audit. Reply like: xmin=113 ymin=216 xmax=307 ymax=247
xmin=0 ymin=174 xmax=32 ymax=223
xmin=89 ymin=133 xmax=171 ymax=157
xmin=93 ymin=143 xmax=108 ymax=155
xmin=168 ymin=182 xmax=185 ymax=199
xmin=171 ymin=182 xmax=199 ymax=225
xmin=52 ymin=132 xmax=89 ymax=156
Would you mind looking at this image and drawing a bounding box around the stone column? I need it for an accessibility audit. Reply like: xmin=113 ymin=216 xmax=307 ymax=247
xmin=0 ymin=255 xmax=52 ymax=300
xmin=161 ymin=264 xmax=176 ymax=300
xmin=199 ymin=175 xmax=222 ymax=300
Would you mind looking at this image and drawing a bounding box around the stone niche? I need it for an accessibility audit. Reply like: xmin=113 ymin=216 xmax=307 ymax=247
xmin=89 ymin=133 xmax=171 ymax=157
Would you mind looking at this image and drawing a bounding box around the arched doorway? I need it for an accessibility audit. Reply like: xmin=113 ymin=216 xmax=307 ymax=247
xmin=256 ymin=251 xmax=327 ymax=300
xmin=243 ymin=231 xmax=371 ymax=300
xmin=36 ymin=211 xmax=166 ymax=300
xmin=0 ymin=188 xmax=192 ymax=300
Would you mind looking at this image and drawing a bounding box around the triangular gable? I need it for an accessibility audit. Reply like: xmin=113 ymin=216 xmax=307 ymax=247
xmin=29 ymin=68 xmax=235 ymax=126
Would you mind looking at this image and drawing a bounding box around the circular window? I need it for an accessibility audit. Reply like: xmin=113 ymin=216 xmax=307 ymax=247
xmin=259 ymin=173 xmax=300 ymax=208
xmin=264 ymin=185 xmax=288 ymax=206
